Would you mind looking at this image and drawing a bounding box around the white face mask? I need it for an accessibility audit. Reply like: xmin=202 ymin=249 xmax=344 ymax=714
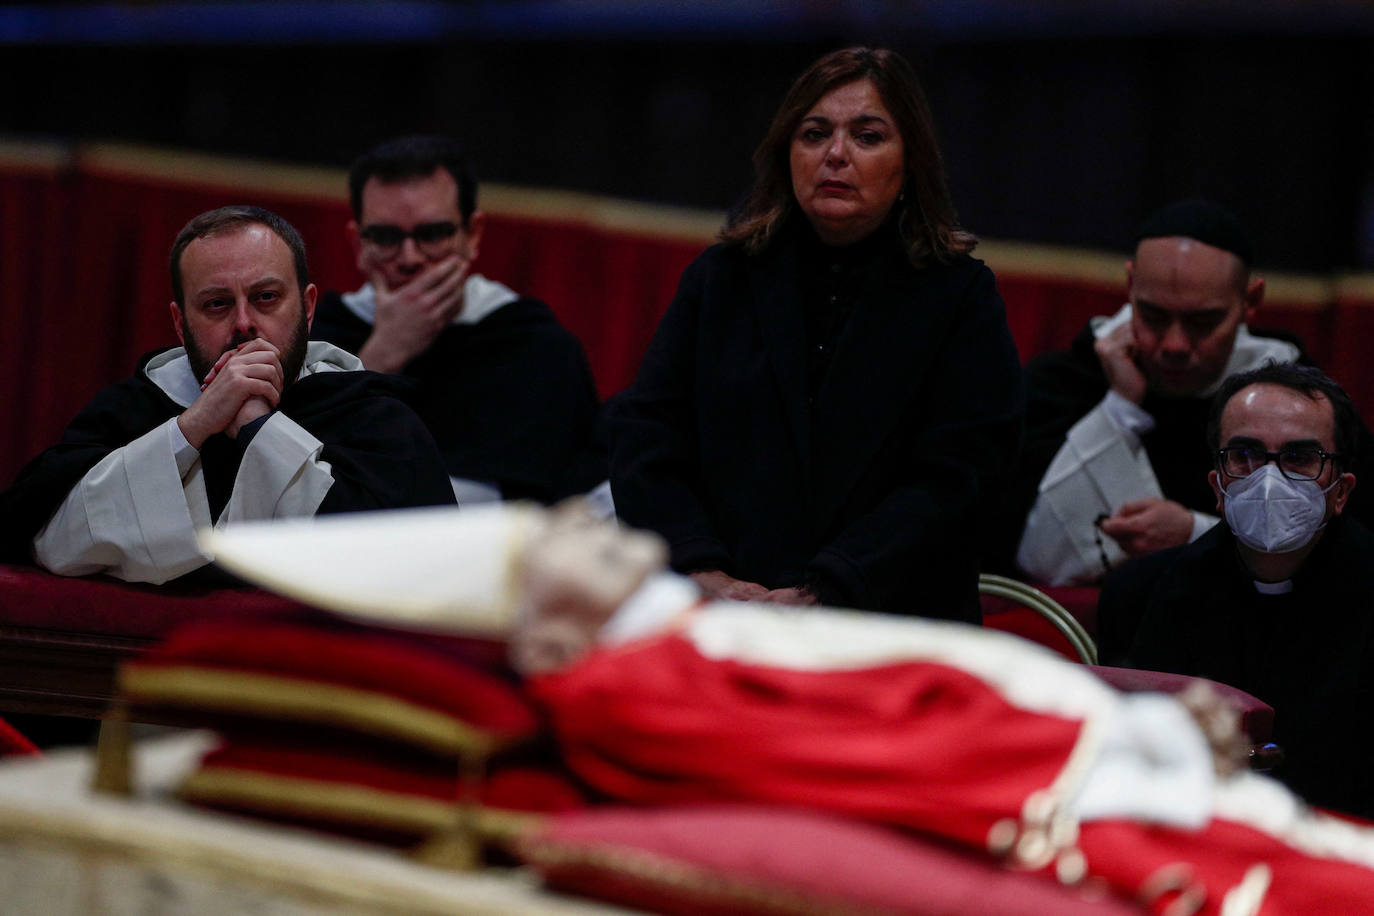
xmin=1221 ymin=464 xmax=1337 ymax=554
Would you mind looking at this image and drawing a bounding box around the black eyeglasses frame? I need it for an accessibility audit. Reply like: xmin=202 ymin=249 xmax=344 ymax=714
xmin=358 ymin=221 xmax=461 ymax=258
xmin=1214 ymin=445 xmax=1343 ymax=482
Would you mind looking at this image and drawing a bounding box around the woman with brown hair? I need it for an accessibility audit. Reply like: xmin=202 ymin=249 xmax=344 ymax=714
xmin=608 ymin=47 xmax=1023 ymax=620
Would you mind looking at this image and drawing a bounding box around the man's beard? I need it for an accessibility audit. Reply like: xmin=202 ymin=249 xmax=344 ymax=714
xmin=184 ymin=312 xmax=310 ymax=395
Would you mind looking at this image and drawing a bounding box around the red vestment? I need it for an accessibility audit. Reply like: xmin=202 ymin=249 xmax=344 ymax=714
xmin=532 ymin=614 xmax=1374 ymax=916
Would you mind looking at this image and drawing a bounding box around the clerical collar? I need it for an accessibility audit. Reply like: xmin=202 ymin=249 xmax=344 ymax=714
xmin=1252 ymin=578 xmax=1293 ymax=595
xmin=1235 ymin=517 xmax=1346 ymax=595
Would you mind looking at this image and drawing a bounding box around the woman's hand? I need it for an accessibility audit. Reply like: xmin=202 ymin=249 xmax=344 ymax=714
xmin=761 ymin=586 xmax=819 ymax=606
xmin=689 ymin=570 xmax=771 ymax=601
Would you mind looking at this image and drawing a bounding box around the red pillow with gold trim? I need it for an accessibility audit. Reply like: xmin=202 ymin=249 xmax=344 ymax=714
xmin=180 ymin=737 xmax=583 ymax=846
xmin=120 ymin=620 xmax=536 ymax=756
xmin=515 ymin=805 xmax=1143 ymax=916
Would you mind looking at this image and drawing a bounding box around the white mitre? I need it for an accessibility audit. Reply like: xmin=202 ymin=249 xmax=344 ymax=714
xmin=199 ymin=501 xmax=669 ymax=645
xmin=201 ymin=503 xmax=550 ymax=636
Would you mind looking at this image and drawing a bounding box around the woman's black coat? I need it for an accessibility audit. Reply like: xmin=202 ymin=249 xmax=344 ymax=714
xmin=608 ymin=225 xmax=1024 ymax=620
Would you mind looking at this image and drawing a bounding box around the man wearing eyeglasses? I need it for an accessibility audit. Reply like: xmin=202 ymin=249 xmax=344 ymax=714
xmin=311 ymin=135 xmax=604 ymax=507
xmin=1099 ymin=362 xmax=1374 ymax=817
xmin=1007 ymin=198 xmax=1374 ymax=586
xmin=0 ymin=205 xmax=456 ymax=585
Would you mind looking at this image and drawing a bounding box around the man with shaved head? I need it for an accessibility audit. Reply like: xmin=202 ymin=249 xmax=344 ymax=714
xmin=0 ymin=205 xmax=455 ymax=585
xmin=1007 ymin=199 xmax=1374 ymax=586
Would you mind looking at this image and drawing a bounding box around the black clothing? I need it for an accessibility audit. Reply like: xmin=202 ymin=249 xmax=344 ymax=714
xmin=312 ymin=292 xmax=604 ymax=503
xmin=800 ymin=220 xmax=882 ymax=405
xmin=1100 ymin=518 xmax=1374 ymax=817
xmin=0 ymin=348 xmax=457 ymax=565
xmin=992 ymin=320 xmax=1374 ymax=573
xmin=608 ymin=219 xmax=1025 ymax=620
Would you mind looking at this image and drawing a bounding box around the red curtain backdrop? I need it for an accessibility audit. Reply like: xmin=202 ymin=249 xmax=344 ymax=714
xmin=3 ymin=142 xmax=1373 ymax=489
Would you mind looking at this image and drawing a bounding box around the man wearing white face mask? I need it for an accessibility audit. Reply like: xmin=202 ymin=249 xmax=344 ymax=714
xmin=1004 ymin=199 xmax=1374 ymax=587
xmin=1099 ymin=362 xmax=1374 ymax=817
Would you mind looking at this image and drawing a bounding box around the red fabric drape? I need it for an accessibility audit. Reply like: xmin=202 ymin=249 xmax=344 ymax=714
xmin=996 ymin=275 xmax=1123 ymax=361
xmin=476 ymin=217 xmax=702 ymax=402
xmin=4 ymin=147 xmax=1373 ymax=490
xmin=1329 ymin=291 xmax=1374 ymax=424
xmin=2 ymin=166 xmax=73 ymax=479
xmin=0 ymin=158 xmax=705 ymax=485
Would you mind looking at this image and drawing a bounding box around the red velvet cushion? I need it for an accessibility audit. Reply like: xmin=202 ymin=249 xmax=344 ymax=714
xmin=0 ymin=564 xmax=507 ymax=668
xmin=981 ymin=584 xmax=1100 ymax=663
xmin=518 ymin=805 xmax=1143 ymax=916
xmin=982 ymin=605 xmax=1082 ymax=661
xmin=1088 ymin=665 xmax=1274 ymax=743
xmin=121 ymin=620 xmax=536 ymax=753
xmin=1041 ymin=585 xmax=1100 ymax=634
xmin=180 ymin=737 xmax=583 ymax=844
xmin=196 ymin=740 xmax=582 ymax=810
xmin=0 ymin=563 xmax=309 ymax=639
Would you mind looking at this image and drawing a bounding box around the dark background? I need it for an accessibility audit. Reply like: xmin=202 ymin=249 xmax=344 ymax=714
xmin=4 ymin=1 xmax=1374 ymax=271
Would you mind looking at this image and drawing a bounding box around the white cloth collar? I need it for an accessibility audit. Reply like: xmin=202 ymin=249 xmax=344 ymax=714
xmin=339 ymin=274 xmax=519 ymax=328
xmin=144 ymin=340 xmax=361 ymax=408
xmin=1252 ymin=578 xmax=1294 ymax=595
xmin=1091 ymin=303 xmax=1301 ymax=397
